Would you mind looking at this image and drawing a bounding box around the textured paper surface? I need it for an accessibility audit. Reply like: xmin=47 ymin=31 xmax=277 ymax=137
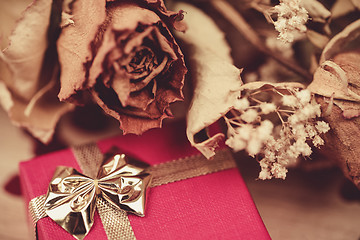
xmin=19 ymin=120 xmax=270 ymax=239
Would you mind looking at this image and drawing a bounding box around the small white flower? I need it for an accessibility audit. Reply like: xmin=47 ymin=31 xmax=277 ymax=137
xmin=274 ymin=137 xmax=286 ymax=152
xmin=305 ymin=124 xmax=317 ymax=138
xmin=225 ymin=135 xmax=246 ymax=152
xmin=259 ymin=159 xmax=270 ymax=168
xmin=271 ymin=162 xmax=288 ymax=180
xmin=241 ymin=109 xmax=259 ymax=123
xmin=260 ymin=102 xmax=277 ymax=114
xmin=288 ymin=114 xmax=299 ymax=125
xmin=282 ymin=94 xmax=298 ymax=107
xmin=295 ymin=90 xmax=311 ymax=104
xmin=313 ymin=135 xmax=324 ymax=147
xmin=274 ymin=18 xmax=287 ymax=32
xmin=265 ymin=136 xmax=276 ymax=148
xmin=259 ymin=168 xmax=272 ymax=180
xmin=225 ymin=86 xmax=331 ymax=181
xmin=257 ymin=120 xmax=274 ymax=141
xmin=316 ymin=121 xmax=330 ymax=133
xmin=295 ymin=138 xmax=312 ymax=156
xmin=287 ymin=143 xmax=301 ymax=159
xmin=238 ymin=124 xmax=253 ymax=140
xmin=272 ymin=0 xmax=309 ymax=42
xmin=264 ymin=149 xmax=276 ymax=162
xmin=247 ymin=138 xmax=262 ymax=156
xmin=292 ymin=123 xmax=307 ymax=139
xmin=298 ymin=104 xmax=320 ymax=121
xmin=234 ymin=97 xmax=250 ymax=111
xmin=278 ymin=31 xmax=296 ymax=43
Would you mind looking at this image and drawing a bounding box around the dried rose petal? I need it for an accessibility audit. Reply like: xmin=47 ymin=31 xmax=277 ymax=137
xmin=309 ymin=19 xmax=360 ymax=189
xmin=0 ymin=0 xmax=74 ymax=143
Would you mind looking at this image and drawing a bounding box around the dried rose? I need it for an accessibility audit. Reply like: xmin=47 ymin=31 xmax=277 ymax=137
xmin=58 ymin=0 xmax=187 ymax=134
xmin=0 ymin=0 xmax=186 ymax=142
xmin=308 ymin=19 xmax=360 ymax=189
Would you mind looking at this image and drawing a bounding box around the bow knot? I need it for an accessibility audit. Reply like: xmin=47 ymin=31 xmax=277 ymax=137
xmin=43 ymin=149 xmax=152 ymax=240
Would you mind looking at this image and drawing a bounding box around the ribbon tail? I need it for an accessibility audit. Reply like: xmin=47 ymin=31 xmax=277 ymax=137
xmin=96 ymin=197 xmax=136 ymax=240
xmin=148 ymin=149 xmax=237 ymax=187
xmin=29 ymin=195 xmax=47 ymax=240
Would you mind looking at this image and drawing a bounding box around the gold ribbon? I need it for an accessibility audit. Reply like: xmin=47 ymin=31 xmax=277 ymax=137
xmin=29 ymin=143 xmax=236 ymax=240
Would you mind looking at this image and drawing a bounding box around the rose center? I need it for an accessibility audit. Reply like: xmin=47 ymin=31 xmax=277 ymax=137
xmin=125 ymin=47 xmax=159 ymax=82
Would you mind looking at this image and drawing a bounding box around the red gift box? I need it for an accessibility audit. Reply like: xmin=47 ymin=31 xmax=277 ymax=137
xmin=19 ymin=121 xmax=270 ymax=239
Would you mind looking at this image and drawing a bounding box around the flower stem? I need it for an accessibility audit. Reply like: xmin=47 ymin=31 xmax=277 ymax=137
xmin=210 ymin=0 xmax=313 ymax=82
xmin=278 ymin=109 xmax=295 ymax=113
xmin=249 ymin=96 xmax=263 ymax=104
xmin=275 ymin=110 xmax=286 ymax=125
xmin=229 ymin=119 xmax=244 ymax=126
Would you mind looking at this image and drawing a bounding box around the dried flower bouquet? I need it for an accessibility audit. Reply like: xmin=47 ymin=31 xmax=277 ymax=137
xmin=1 ymin=0 xmax=360 ymax=187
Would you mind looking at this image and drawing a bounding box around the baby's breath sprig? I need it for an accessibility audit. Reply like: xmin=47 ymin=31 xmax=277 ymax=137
xmin=268 ymin=0 xmax=309 ymax=42
xmin=224 ymin=86 xmax=330 ymax=180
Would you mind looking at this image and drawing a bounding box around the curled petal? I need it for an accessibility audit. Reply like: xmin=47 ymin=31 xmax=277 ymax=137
xmin=320 ymin=19 xmax=360 ymax=63
xmin=57 ymin=0 xmax=106 ymax=101
xmin=174 ymin=3 xmax=242 ymax=158
xmin=1 ymin=0 xmax=52 ymax=100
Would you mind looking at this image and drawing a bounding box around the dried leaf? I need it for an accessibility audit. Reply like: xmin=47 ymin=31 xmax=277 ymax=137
xmin=1 ymin=0 xmax=52 ymax=100
xmin=0 ymin=81 xmax=13 ymax=111
xmin=330 ymin=49 xmax=360 ymax=118
xmin=332 ymin=49 xmax=360 ymax=89
xmin=186 ymin=55 xmax=242 ymax=158
xmin=320 ymin=19 xmax=360 ymax=63
xmin=310 ymin=19 xmax=360 ymax=189
xmin=238 ymin=81 xmax=305 ymax=92
xmin=173 ymin=2 xmax=243 ymax=158
xmin=1 ymin=68 xmax=74 ymax=143
xmin=60 ymin=12 xmax=75 ymax=28
xmin=331 ymin=0 xmax=357 ymax=18
xmin=317 ymin=98 xmax=360 ymax=189
xmin=0 ymin=0 xmax=74 ymax=143
xmin=309 ymin=19 xmax=360 ymax=105
xmin=308 ymin=60 xmax=360 ymax=102
xmin=333 ymin=100 xmax=360 ymax=119
xmin=301 ymin=0 xmax=331 ymax=23
xmin=191 ymin=133 xmax=226 ymax=159
xmin=306 ymin=30 xmax=329 ymax=49
xmin=0 ymin=0 xmax=33 ymax=49
xmin=9 ymin=81 xmax=75 ymax=143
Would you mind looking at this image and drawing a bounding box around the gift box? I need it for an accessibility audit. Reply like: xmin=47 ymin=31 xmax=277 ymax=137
xmin=19 ymin=120 xmax=270 ymax=240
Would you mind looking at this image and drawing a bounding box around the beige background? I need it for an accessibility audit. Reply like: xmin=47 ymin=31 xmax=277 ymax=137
xmin=1 ymin=106 xmax=360 ymax=240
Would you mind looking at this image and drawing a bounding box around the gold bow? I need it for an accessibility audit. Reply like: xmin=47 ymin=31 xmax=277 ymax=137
xmin=43 ymin=149 xmax=152 ymax=240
